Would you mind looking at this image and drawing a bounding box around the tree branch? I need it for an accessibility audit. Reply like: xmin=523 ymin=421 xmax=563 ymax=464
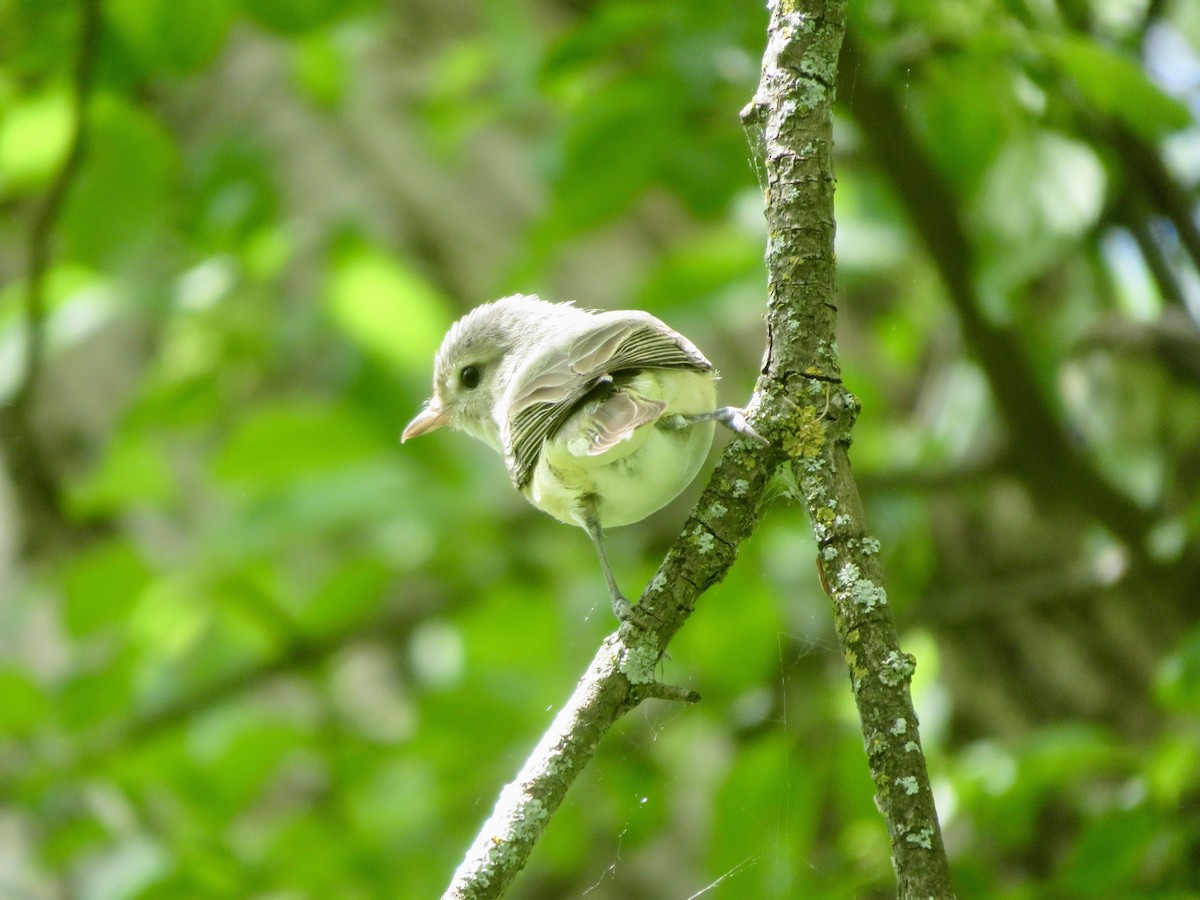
xmin=446 ymin=2 xmax=954 ymax=897
xmin=1111 ymin=195 xmax=1189 ymax=311
xmin=442 ymin=435 xmax=776 ymax=899
xmin=1 ymin=0 xmax=103 ymax=553
xmin=1111 ymin=122 xmax=1200 ymax=278
xmin=837 ymin=34 xmax=1156 ymax=552
xmin=1051 ymin=0 xmax=1200 ymax=303
xmin=746 ymin=4 xmax=954 ymax=897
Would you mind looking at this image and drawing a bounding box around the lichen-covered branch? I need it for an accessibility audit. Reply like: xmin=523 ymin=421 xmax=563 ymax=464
xmin=445 ymin=1 xmax=956 ymax=897
xmin=743 ymin=1 xmax=956 ymax=897
xmin=441 ymin=635 xmax=680 ymax=900
xmin=442 ymin=435 xmax=774 ymax=900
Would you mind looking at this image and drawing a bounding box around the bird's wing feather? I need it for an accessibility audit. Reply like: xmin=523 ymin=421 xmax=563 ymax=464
xmin=502 ymin=314 xmax=712 ymax=488
xmin=578 ymin=390 xmax=667 ymax=456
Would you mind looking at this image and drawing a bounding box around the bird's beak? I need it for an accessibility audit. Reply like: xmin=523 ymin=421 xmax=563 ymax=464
xmin=402 ymin=402 xmax=449 ymax=442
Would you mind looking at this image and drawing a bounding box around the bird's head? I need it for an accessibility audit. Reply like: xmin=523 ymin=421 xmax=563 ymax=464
xmin=402 ymin=294 xmax=565 ymax=451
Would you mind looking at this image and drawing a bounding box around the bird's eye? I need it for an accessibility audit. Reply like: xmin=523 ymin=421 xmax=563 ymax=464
xmin=459 ymin=365 xmax=482 ymax=389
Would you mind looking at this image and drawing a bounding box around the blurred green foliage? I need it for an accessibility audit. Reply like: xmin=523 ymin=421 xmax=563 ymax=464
xmin=1 ymin=0 xmax=1199 ymax=897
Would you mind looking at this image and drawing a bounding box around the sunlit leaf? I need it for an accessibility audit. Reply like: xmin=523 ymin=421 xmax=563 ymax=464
xmin=238 ymin=0 xmax=350 ymax=35
xmin=1048 ymin=35 xmax=1192 ymax=141
xmin=0 ymin=668 xmax=47 ymax=733
xmin=213 ymin=401 xmax=385 ymax=490
xmin=61 ymin=95 xmax=178 ymax=264
xmin=978 ymin=130 xmax=1106 ymax=245
xmin=130 ymin=576 xmax=209 ymax=661
xmin=107 ymin=0 xmax=236 ymax=75
xmin=62 ymin=539 xmax=152 ymax=636
xmin=324 ymin=240 xmax=449 ymax=377
xmin=292 ymin=30 xmax=349 ymax=108
xmin=0 ymin=86 xmax=72 ymax=195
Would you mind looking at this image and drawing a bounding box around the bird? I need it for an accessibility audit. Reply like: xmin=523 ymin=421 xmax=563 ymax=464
xmin=402 ymin=294 xmax=764 ymax=618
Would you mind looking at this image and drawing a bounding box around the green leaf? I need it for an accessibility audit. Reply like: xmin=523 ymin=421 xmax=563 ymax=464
xmin=0 ymin=668 xmax=47 ymax=733
xmin=978 ymin=130 xmax=1106 ymax=256
xmin=712 ymin=732 xmax=824 ymax=895
xmin=61 ymin=538 xmax=152 ymax=637
xmin=542 ymin=5 xmax=672 ymax=76
xmin=238 ymin=0 xmax=349 ymax=35
xmin=1048 ymin=36 xmax=1191 ymax=140
xmin=0 ymin=2 xmax=81 ymax=80
xmin=213 ymin=401 xmax=385 ymax=490
xmin=187 ymin=137 xmax=281 ymax=253
xmin=0 ymin=262 xmax=105 ymax=331
xmin=69 ymin=429 xmax=176 ymax=515
xmin=348 ymin=759 xmax=439 ymax=838
xmin=129 ymin=576 xmax=208 ymax=661
xmin=292 ymin=30 xmax=349 ymax=108
xmin=1059 ymin=807 xmax=1159 ymax=896
xmin=190 ymin=717 xmax=306 ymax=812
xmin=41 ymin=816 xmax=108 ymax=871
xmin=205 ymin=466 xmax=416 ymax=566
xmin=106 ymin=0 xmax=236 ymax=76
xmin=1157 ymin=624 xmax=1200 ymax=714
xmin=919 ymin=48 xmax=1021 ymax=193
xmin=59 ymin=650 xmax=136 ymax=729
xmin=61 ymin=95 xmax=177 ymax=264
xmin=324 ymin=240 xmax=449 ymax=377
xmin=302 ymin=557 xmax=392 ymax=632
xmin=543 ymin=82 xmax=677 ymax=235
xmin=0 ymin=85 xmax=72 ymax=195
xmin=637 ymin=225 xmax=763 ymax=310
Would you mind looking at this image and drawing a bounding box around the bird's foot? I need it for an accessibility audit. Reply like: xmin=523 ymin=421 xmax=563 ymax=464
xmin=663 ymin=407 xmax=769 ymax=447
xmin=715 ymin=406 xmax=770 ymax=446
xmin=611 ymin=592 xmax=635 ymax=622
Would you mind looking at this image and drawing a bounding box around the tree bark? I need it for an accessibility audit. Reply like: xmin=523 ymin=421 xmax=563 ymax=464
xmin=444 ymin=1 xmax=956 ymax=896
xmin=744 ymin=2 xmax=955 ymax=896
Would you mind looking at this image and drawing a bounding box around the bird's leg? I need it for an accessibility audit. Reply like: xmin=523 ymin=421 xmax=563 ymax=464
xmin=578 ymin=498 xmax=633 ymax=621
xmin=661 ymin=407 xmax=769 ymax=446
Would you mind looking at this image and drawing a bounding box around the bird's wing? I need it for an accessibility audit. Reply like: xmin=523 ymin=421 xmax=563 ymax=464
xmin=576 ymin=389 xmax=667 ymax=457
xmin=502 ymin=313 xmax=713 ymax=489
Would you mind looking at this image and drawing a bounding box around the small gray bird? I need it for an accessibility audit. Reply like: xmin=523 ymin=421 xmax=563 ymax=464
xmin=402 ymin=294 xmax=764 ymax=617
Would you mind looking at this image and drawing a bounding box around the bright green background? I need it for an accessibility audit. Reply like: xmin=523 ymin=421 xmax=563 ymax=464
xmin=2 ymin=0 xmax=1199 ymax=897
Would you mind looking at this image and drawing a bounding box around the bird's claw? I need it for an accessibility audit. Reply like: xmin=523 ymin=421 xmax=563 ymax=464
xmin=661 ymin=407 xmax=770 ymax=447
xmin=612 ymin=593 xmax=635 ymax=622
xmin=722 ymin=407 xmax=770 ymax=447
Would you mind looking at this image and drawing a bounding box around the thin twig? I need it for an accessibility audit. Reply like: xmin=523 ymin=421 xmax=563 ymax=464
xmin=748 ymin=4 xmax=954 ymax=896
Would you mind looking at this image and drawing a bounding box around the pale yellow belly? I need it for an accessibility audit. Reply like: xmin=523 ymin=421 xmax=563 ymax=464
xmin=526 ymin=369 xmax=717 ymax=528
